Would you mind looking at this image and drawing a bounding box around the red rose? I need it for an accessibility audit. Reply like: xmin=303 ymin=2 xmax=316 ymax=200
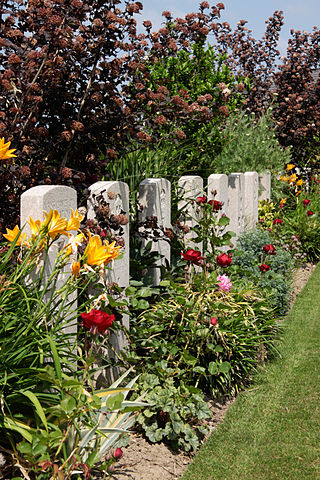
xmin=208 ymin=199 xmax=223 ymax=210
xmin=181 ymin=249 xmax=203 ymax=265
xmin=263 ymin=244 xmax=276 ymax=255
xmin=210 ymin=317 xmax=218 ymax=326
xmin=197 ymin=195 xmax=207 ymax=205
xmin=259 ymin=264 xmax=270 ymax=272
xmin=273 ymin=219 xmax=283 ymax=225
xmin=113 ymin=448 xmax=123 ymax=459
xmin=307 ymin=210 xmax=314 ymax=216
xmin=81 ymin=309 xmax=115 ymax=334
xmin=216 ymin=253 xmax=232 ymax=267
xmin=303 ymin=199 xmax=311 ymax=208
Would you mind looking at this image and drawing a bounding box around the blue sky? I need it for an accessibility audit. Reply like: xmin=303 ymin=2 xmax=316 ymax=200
xmin=138 ymin=1 xmax=320 ymax=55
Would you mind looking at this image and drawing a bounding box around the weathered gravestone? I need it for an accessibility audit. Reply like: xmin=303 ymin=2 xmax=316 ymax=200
xmin=138 ymin=178 xmax=171 ymax=286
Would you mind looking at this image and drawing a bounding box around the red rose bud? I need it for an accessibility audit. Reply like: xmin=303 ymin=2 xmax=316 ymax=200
xmin=197 ymin=195 xmax=207 ymax=205
xmin=208 ymin=199 xmax=223 ymax=210
xmin=307 ymin=210 xmax=314 ymax=216
xmin=113 ymin=448 xmax=123 ymax=460
xmin=259 ymin=264 xmax=270 ymax=272
xmin=273 ymin=219 xmax=283 ymax=225
xmin=210 ymin=317 xmax=218 ymax=326
xmin=303 ymin=199 xmax=311 ymax=207
xmin=263 ymin=244 xmax=276 ymax=255
xmin=216 ymin=253 xmax=232 ymax=267
xmin=181 ymin=249 xmax=203 ymax=265
xmin=81 ymin=309 xmax=115 ymax=334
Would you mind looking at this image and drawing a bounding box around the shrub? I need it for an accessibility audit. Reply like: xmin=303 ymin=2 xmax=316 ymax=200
xmin=213 ymin=108 xmax=292 ymax=178
xmin=232 ymin=229 xmax=294 ymax=314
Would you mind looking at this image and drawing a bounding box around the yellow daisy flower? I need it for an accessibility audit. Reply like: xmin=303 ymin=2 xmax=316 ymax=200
xmin=0 ymin=137 xmax=17 ymax=161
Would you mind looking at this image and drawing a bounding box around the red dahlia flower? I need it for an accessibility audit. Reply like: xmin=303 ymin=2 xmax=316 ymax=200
xmin=307 ymin=210 xmax=314 ymax=216
xmin=303 ymin=199 xmax=311 ymax=207
xmin=181 ymin=249 xmax=203 ymax=265
xmin=216 ymin=253 xmax=232 ymax=267
xmin=263 ymin=244 xmax=276 ymax=255
xmin=81 ymin=309 xmax=115 ymax=334
xmin=259 ymin=264 xmax=270 ymax=272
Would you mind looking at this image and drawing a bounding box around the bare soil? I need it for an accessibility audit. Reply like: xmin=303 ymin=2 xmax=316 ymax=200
xmin=109 ymin=263 xmax=316 ymax=480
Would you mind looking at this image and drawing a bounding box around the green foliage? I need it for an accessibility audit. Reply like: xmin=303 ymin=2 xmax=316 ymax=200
xmin=124 ymin=274 xmax=279 ymax=399
xmin=232 ymin=229 xmax=294 ymax=314
xmin=133 ymin=374 xmax=210 ymax=452
xmin=213 ymin=109 xmax=292 ymax=178
xmin=0 ymin=230 xmax=144 ymax=478
xmin=145 ymin=44 xmax=239 ymax=102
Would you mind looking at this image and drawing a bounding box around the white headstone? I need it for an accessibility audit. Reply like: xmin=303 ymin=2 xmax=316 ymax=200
xmin=244 ymin=171 xmax=259 ymax=230
xmin=228 ymin=173 xmax=245 ymax=243
xmin=138 ymin=178 xmax=171 ymax=286
xmin=258 ymin=171 xmax=271 ymax=201
xmin=178 ymin=175 xmax=203 ymax=251
xmin=88 ymin=181 xmax=129 ymax=290
xmin=20 ymin=185 xmax=77 ymax=336
xmin=207 ymin=174 xmax=228 ymax=216
xmin=87 ymin=181 xmax=130 ymax=385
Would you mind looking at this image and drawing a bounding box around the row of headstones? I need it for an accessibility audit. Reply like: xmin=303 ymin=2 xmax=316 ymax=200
xmin=19 ymin=172 xmax=270 ymax=378
xmin=20 ymin=171 xmax=271 ymax=290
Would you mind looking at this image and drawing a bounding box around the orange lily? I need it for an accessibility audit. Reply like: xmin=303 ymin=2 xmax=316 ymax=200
xmin=0 ymin=137 xmax=17 ymax=161
xmin=42 ymin=210 xmax=68 ymax=239
xmin=3 ymin=225 xmax=26 ymax=246
xmin=66 ymin=209 xmax=84 ymax=232
xmin=85 ymin=234 xmax=113 ymax=266
xmin=71 ymin=260 xmax=81 ymax=277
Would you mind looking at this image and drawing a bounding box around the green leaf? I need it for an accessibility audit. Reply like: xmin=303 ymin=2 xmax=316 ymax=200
xmin=137 ymin=287 xmax=154 ymax=297
xmin=208 ymin=362 xmax=218 ymax=375
xmin=21 ymin=390 xmax=48 ymax=431
xmin=218 ymin=216 xmax=230 ymax=226
xmin=47 ymin=336 xmax=61 ymax=380
xmin=218 ymin=361 xmax=232 ymax=374
xmin=60 ymin=395 xmax=76 ymax=414
xmin=137 ymin=299 xmax=150 ymax=310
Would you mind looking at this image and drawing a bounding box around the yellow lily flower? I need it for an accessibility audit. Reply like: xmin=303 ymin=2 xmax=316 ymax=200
xmin=66 ymin=209 xmax=84 ymax=232
xmin=289 ymin=173 xmax=297 ymax=184
xmin=286 ymin=163 xmax=295 ymax=171
xmin=64 ymin=232 xmax=85 ymax=256
xmin=0 ymin=137 xmax=17 ymax=161
xmin=71 ymin=260 xmax=81 ymax=277
xmin=296 ymin=179 xmax=304 ymax=186
xmin=85 ymin=234 xmax=113 ymax=266
xmin=3 ymin=225 xmax=26 ymax=246
xmin=104 ymin=241 xmax=121 ymax=265
xmin=28 ymin=217 xmax=41 ymax=237
xmin=280 ymin=198 xmax=286 ymax=205
xmin=42 ymin=210 xmax=68 ymax=239
xmin=280 ymin=175 xmax=289 ymax=183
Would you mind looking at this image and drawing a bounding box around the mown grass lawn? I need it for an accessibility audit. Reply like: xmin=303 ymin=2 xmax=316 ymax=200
xmin=182 ymin=265 xmax=320 ymax=480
